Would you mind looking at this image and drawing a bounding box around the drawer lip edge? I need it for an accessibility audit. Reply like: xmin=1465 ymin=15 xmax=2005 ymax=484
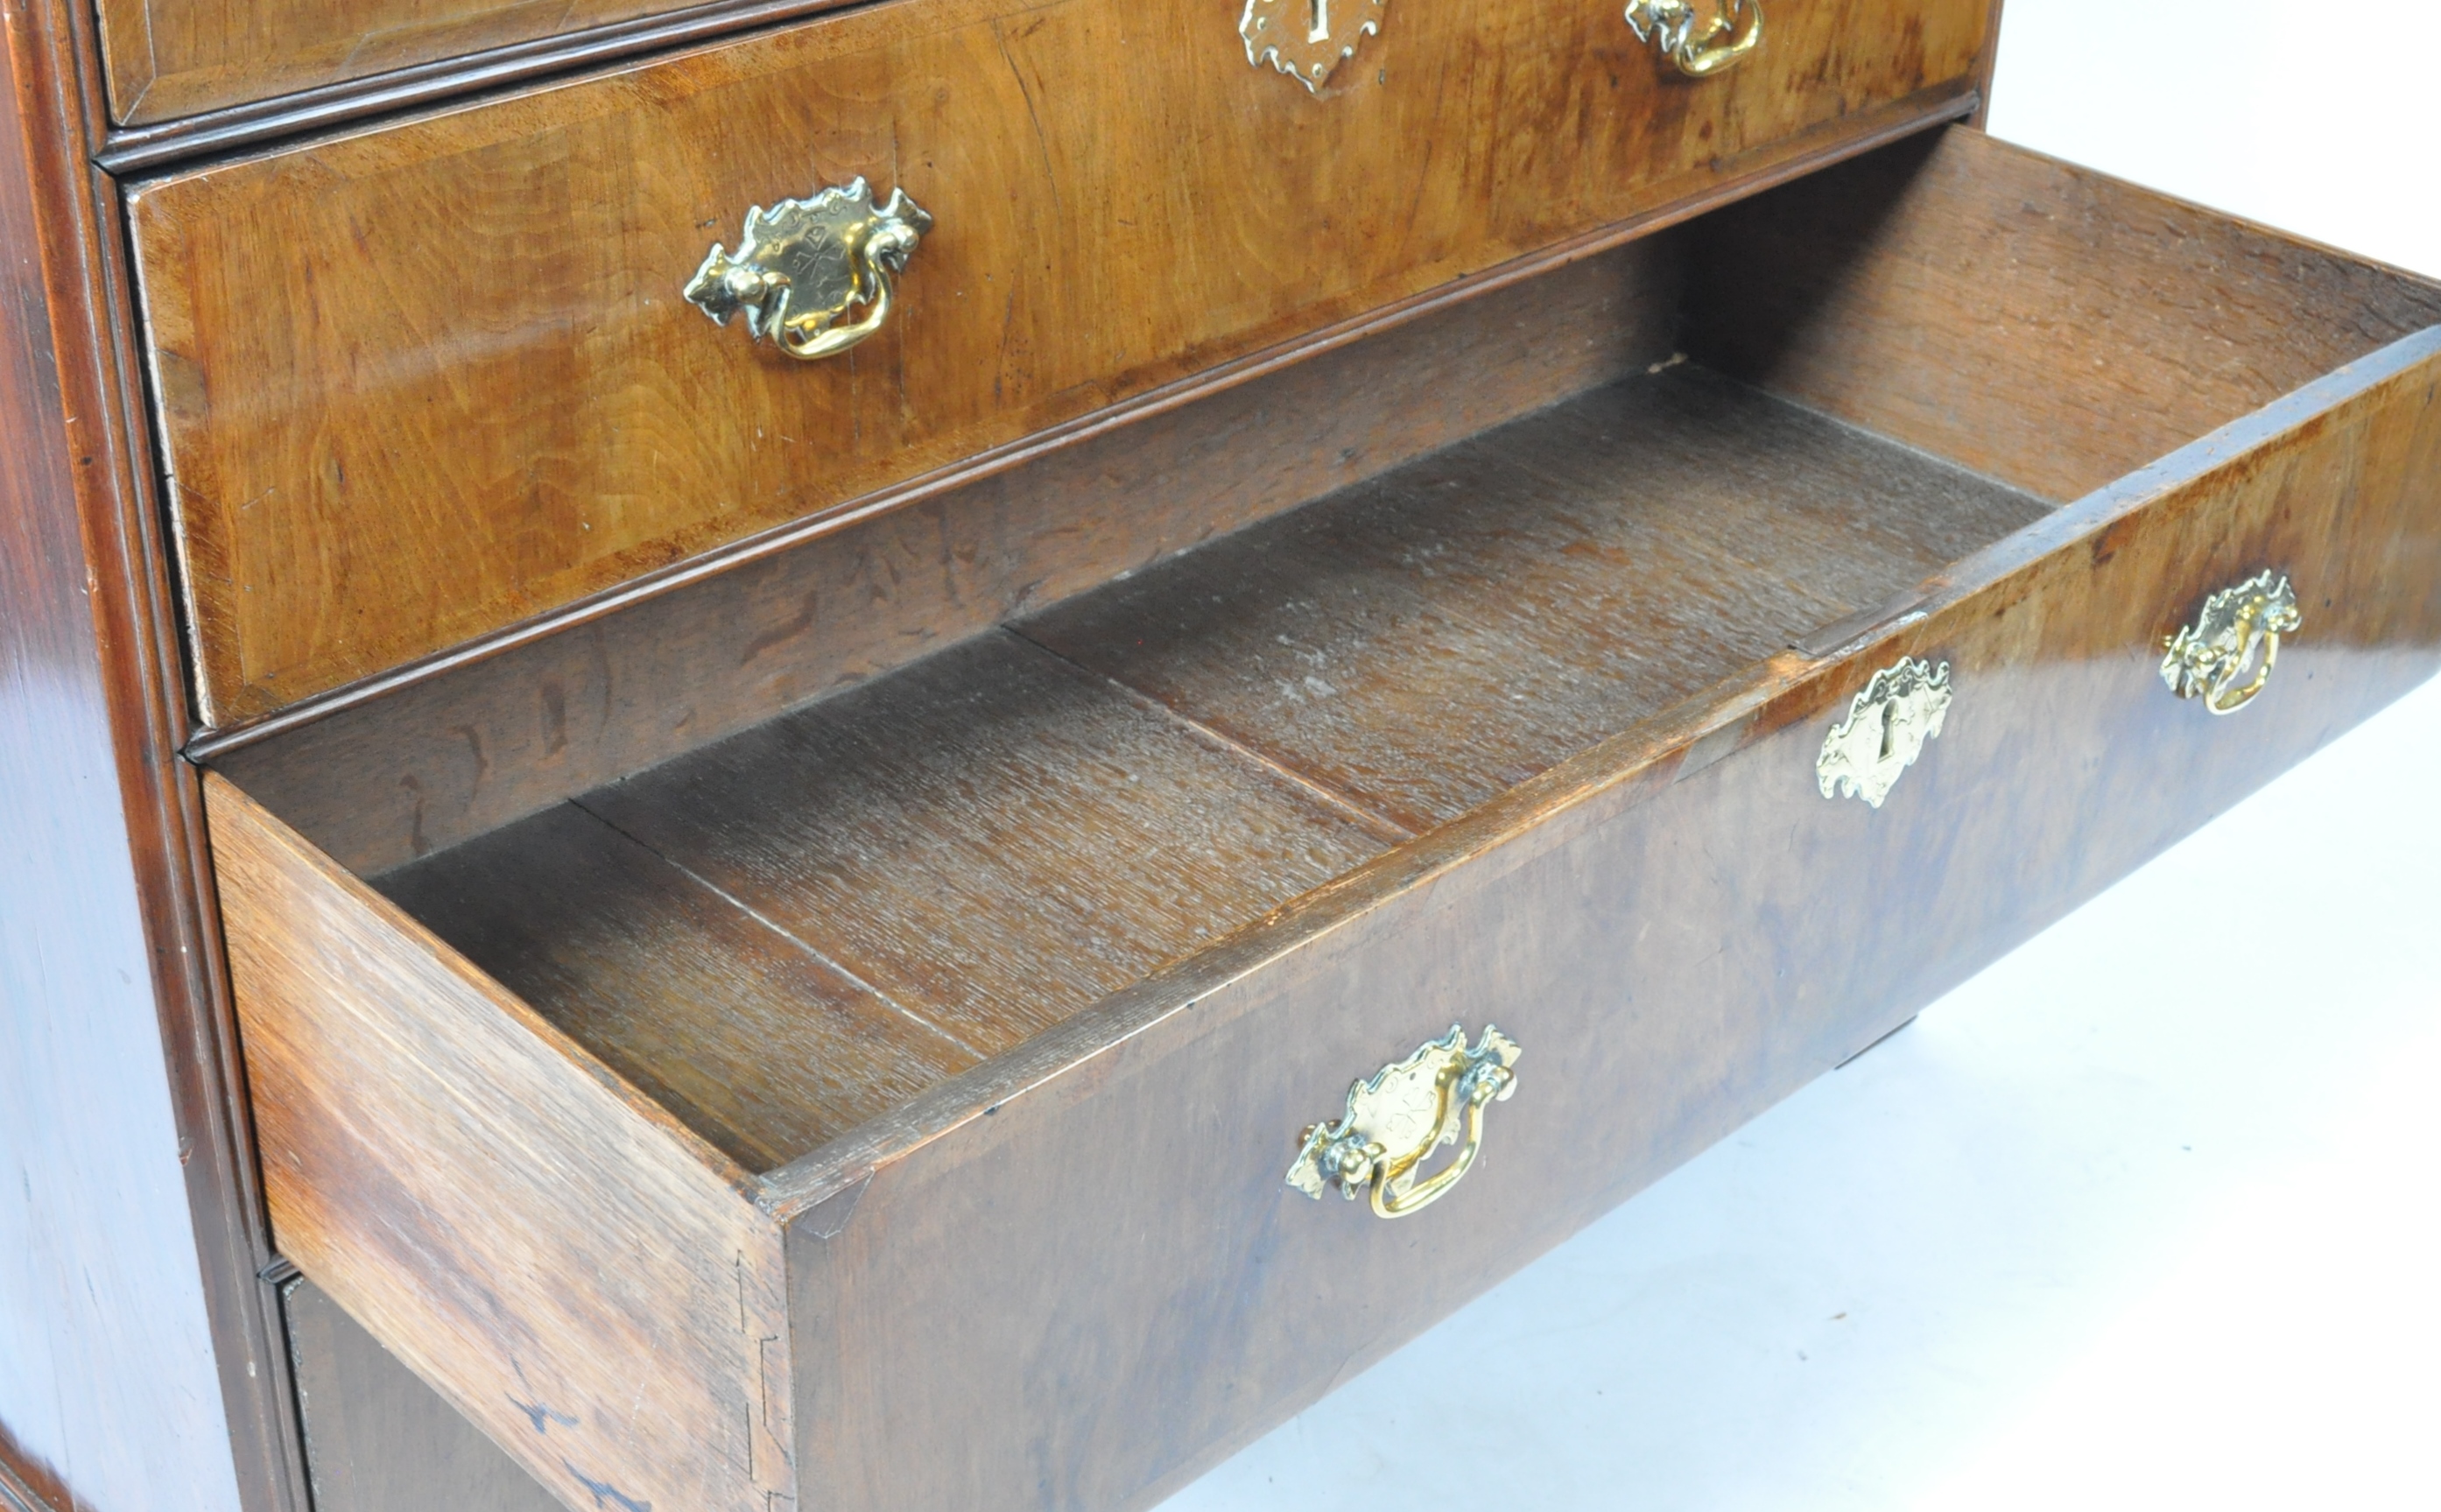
xmin=748 ymin=319 xmax=2441 ymax=1223
xmin=1936 ymin=321 xmax=2441 ymax=604
xmin=100 ymin=0 xmax=867 ymax=165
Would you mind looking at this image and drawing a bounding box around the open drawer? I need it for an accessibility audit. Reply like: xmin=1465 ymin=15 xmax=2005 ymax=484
xmin=206 ymin=128 xmax=2441 ymax=1512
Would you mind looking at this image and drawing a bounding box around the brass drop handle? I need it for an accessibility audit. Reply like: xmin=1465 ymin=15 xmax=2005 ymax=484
xmin=684 ymin=176 xmax=932 ymax=362
xmin=2162 ymin=571 xmax=2301 ymax=715
xmin=1287 ymin=1025 xmax=1522 ymax=1220
xmin=1623 ymin=0 xmax=1763 ymax=77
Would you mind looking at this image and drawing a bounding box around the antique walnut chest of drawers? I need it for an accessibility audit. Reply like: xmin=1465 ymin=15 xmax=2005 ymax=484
xmin=4 ymin=0 xmax=2440 ymax=1508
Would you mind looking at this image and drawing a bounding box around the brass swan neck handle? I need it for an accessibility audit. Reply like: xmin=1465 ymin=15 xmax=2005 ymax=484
xmin=2163 ymin=571 xmax=2302 ymax=715
xmin=1624 ymin=0 xmax=1764 ymax=78
xmin=685 ymin=176 xmax=932 ymax=362
xmin=1288 ymin=1024 xmax=1522 ymax=1220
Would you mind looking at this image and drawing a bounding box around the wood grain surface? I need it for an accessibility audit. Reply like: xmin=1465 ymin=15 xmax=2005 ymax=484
xmin=345 ymin=362 xmax=2037 ymax=1180
xmin=1686 ymin=129 xmax=2441 ymax=503
xmin=575 ymin=630 xmax=1398 ymax=1058
xmin=92 ymin=0 xmax=883 ymax=172
xmin=210 ymin=126 xmax=2441 ymax=878
xmin=207 ymin=774 xmax=798 ymax=1512
xmin=767 ymin=324 xmax=2441 ymax=1512
xmin=203 ymin=132 xmax=2441 ymax=1512
xmin=376 ymin=801 xmax=979 ymax=1171
xmin=1024 ymin=364 xmax=2049 ymax=832
xmin=98 ymin=0 xmax=684 ymax=124
xmin=215 ymin=237 xmax=1683 ymax=875
xmin=127 ymin=0 xmax=1992 ymax=724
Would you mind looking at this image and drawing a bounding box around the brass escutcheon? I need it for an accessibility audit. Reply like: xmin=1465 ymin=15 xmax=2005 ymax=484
xmin=1623 ymin=0 xmax=1763 ymax=77
xmin=1241 ymin=0 xmax=1388 ymax=92
xmin=2161 ymin=571 xmax=2301 ymax=715
xmin=1817 ymin=655 xmax=1952 ymax=809
xmin=684 ymin=176 xmax=931 ymax=362
xmin=1287 ymin=1024 xmax=1521 ymax=1219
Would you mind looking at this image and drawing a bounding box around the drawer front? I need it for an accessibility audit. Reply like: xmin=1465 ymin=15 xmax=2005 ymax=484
xmin=768 ymin=332 xmax=2441 ymax=1512
xmin=130 ymin=0 xmax=1992 ymax=726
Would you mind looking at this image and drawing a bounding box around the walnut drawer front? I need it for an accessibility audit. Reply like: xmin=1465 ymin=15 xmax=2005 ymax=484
xmin=95 ymin=0 xmax=666 ymax=126
xmin=127 ymin=0 xmax=1992 ymax=728
xmin=205 ymin=131 xmax=2441 ymax=1512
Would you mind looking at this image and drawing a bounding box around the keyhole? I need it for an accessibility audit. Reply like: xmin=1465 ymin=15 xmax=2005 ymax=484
xmin=1878 ymin=706 xmax=1897 ymax=762
xmin=1307 ymin=0 xmax=1330 ymax=44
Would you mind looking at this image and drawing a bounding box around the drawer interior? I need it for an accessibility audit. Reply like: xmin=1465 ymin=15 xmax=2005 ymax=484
xmin=372 ymin=365 xmax=2049 ymax=1170
xmin=214 ymin=126 xmax=2441 ymax=1177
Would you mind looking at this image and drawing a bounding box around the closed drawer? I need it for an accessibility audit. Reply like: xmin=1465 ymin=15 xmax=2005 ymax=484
xmin=206 ymin=130 xmax=2441 ymax=1512
xmin=129 ymin=0 xmax=1993 ymax=728
xmin=97 ymin=0 xmax=680 ymax=125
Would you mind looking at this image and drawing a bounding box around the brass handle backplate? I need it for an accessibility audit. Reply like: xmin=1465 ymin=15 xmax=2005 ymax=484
xmin=1623 ymin=0 xmax=1762 ymax=77
xmin=1287 ymin=1024 xmax=1521 ymax=1219
xmin=2162 ymin=570 xmax=2301 ymax=714
xmin=1817 ymin=654 xmax=1952 ymax=809
xmin=684 ymin=176 xmax=931 ymax=362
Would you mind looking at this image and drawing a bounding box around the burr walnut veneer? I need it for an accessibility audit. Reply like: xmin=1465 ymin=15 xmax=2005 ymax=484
xmin=205 ymin=131 xmax=2441 ymax=1512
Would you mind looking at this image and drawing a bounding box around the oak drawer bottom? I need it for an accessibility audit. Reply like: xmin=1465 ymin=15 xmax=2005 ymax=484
xmin=370 ymin=363 xmax=2049 ymax=1175
xmin=208 ymin=127 xmax=2441 ymax=1512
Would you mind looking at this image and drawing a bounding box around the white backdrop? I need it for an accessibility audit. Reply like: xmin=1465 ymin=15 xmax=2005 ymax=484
xmin=1160 ymin=3 xmax=2441 ymax=1506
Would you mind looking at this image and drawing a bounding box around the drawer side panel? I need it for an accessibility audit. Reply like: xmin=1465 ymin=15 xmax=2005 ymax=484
xmin=207 ymin=774 xmax=793 ymax=1512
